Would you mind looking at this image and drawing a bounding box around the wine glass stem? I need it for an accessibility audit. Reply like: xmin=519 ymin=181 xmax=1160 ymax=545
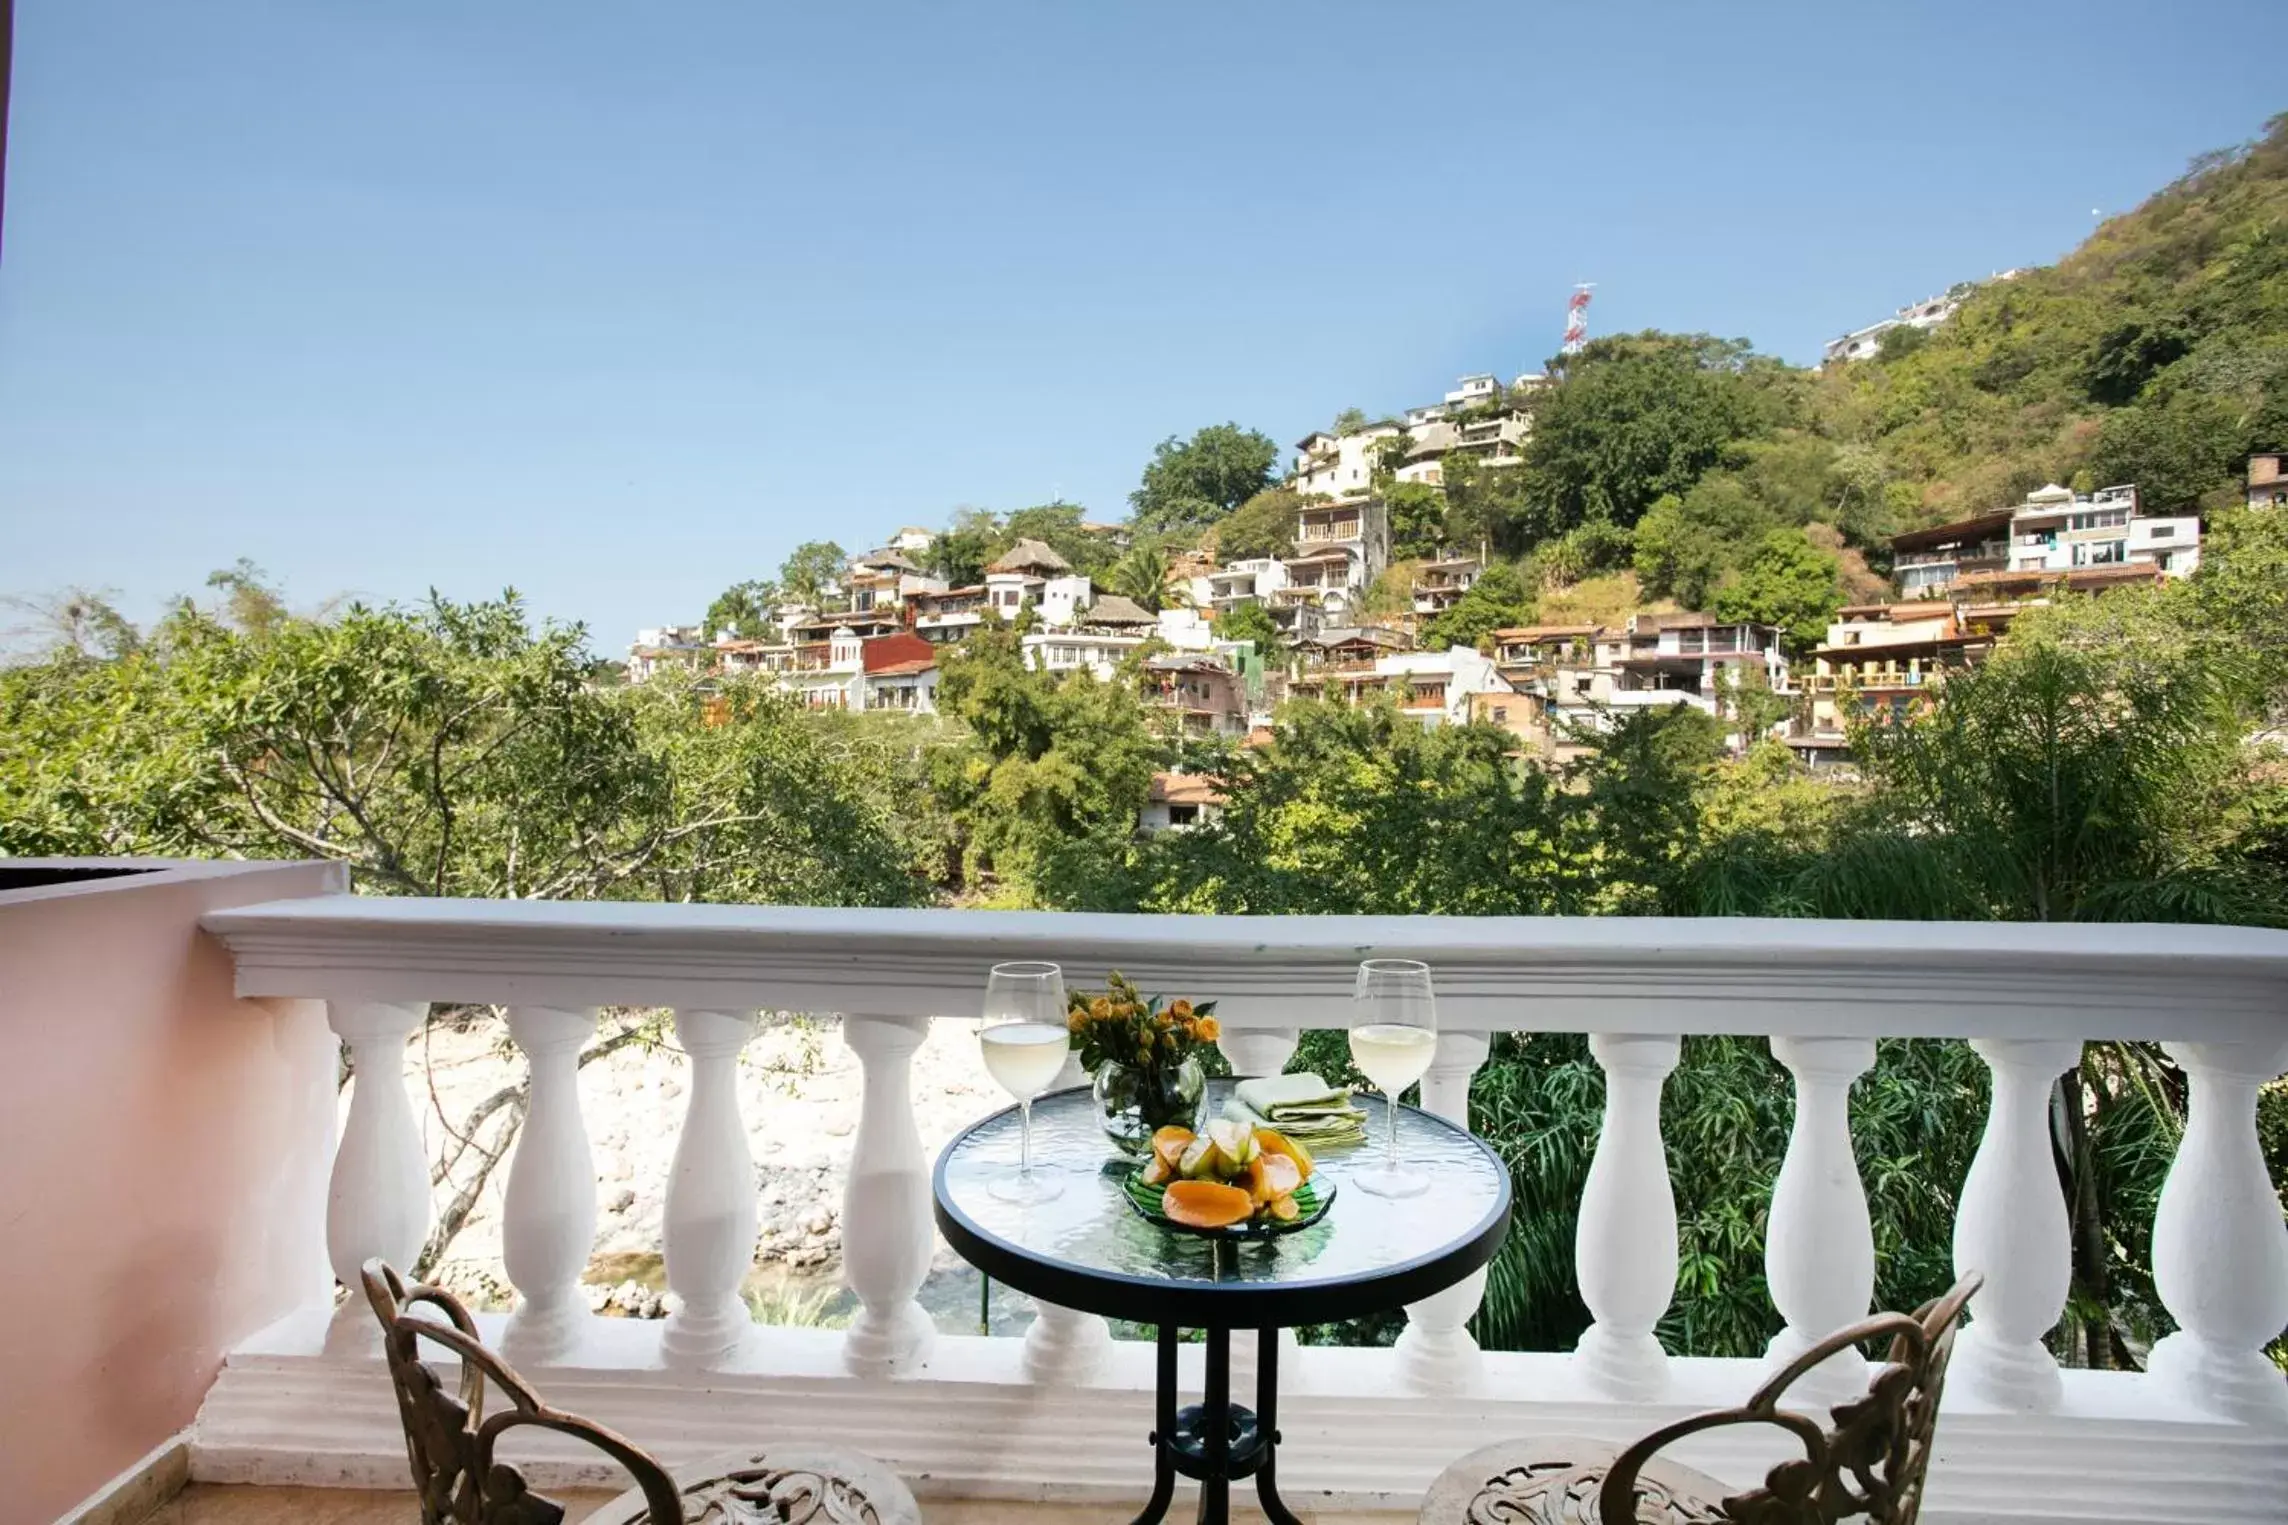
xmin=1019 ymin=1098 xmax=1034 ymax=1182
xmin=1387 ymin=1091 xmax=1401 ymax=1173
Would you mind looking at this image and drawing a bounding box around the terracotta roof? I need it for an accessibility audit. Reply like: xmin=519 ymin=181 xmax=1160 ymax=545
xmin=860 ymin=633 xmax=937 ymax=674
xmin=1150 ymin=771 xmax=1226 ymax=806
xmin=987 ymin=538 xmax=1072 ymax=575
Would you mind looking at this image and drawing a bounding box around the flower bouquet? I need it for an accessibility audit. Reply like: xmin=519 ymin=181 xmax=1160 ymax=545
xmin=1067 ymin=971 xmax=1219 ymax=1155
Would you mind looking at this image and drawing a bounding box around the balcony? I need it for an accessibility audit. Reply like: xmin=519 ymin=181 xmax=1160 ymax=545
xmin=11 ymin=863 xmax=2288 ymax=1523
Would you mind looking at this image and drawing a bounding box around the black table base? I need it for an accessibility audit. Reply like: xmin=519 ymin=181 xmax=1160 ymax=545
xmin=1131 ymin=1325 xmax=1305 ymax=1525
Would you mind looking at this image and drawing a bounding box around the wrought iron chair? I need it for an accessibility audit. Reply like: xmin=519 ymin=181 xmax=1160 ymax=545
xmin=361 ymin=1259 xmax=919 ymax=1525
xmin=1418 ymin=1274 xmax=1979 ymax=1525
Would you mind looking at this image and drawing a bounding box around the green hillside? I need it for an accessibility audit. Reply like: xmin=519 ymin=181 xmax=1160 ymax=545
xmin=1843 ymin=111 xmax=2288 ymax=521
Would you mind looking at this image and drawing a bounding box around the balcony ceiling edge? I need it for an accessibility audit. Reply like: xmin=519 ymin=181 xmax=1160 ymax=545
xmin=197 ymin=897 xmax=2288 ymax=1040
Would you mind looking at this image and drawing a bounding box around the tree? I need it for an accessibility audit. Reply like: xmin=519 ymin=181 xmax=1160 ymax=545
xmin=1109 ymin=541 xmax=1175 ymax=611
xmin=778 ymin=540 xmax=847 ymax=606
xmin=1519 ymin=332 xmax=1780 ymax=541
xmin=1330 ymin=407 xmax=1370 ymax=435
xmin=928 ymin=508 xmax=999 ymax=587
xmin=703 ymin=579 xmax=777 ymax=640
xmin=1215 ymin=487 xmax=1300 ymax=562
xmin=1383 ymin=481 xmax=1448 ymax=560
xmin=1211 ymin=599 xmax=1282 ymax=658
xmin=1711 ymin=529 xmax=1841 ymax=653
xmin=1 ymin=586 xmax=143 ymax=661
xmin=1003 ymin=500 xmax=1117 ymax=576
xmin=1129 ymin=423 xmax=1280 ymax=534
xmin=930 ymin=619 xmax=1160 ymax=908
xmin=1421 ymin=561 xmax=1532 ymax=651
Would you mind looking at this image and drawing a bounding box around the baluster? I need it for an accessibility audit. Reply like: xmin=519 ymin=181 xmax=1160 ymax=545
xmin=1399 ymin=1031 xmax=1493 ymax=1392
xmin=1952 ymin=1037 xmax=2081 ymax=1409
xmin=2148 ymin=1039 xmax=2288 ymax=1425
xmin=327 ymin=1001 xmax=430 ymax=1330
xmin=842 ymin=1014 xmax=937 ymax=1375
xmin=500 ymin=1005 xmax=600 ymax=1364
xmin=1763 ymin=1036 xmax=1877 ymax=1404
xmin=1574 ymin=1033 xmax=1680 ymax=1400
xmin=1218 ymin=1026 xmax=1299 ymax=1079
xmin=662 ymin=1008 xmax=759 ymax=1366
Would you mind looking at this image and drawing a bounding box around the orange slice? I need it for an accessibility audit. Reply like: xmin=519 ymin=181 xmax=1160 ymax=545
xmin=1267 ymin=1193 xmax=1300 ymax=1222
xmin=1141 ymin=1154 xmax=1172 ymax=1186
xmin=1162 ymin=1178 xmax=1255 ymax=1230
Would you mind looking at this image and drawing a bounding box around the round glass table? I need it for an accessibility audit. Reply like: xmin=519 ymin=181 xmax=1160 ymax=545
xmin=934 ymin=1084 xmax=1512 ymax=1525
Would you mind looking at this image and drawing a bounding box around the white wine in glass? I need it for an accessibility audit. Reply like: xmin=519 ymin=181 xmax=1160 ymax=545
xmin=1350 ymin=958 xmax=1436 ymax=1198
xmin=980 ymin=961 xmax=1070 ymax=1204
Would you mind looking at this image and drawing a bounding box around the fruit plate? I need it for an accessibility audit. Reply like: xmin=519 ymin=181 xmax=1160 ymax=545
xmin=1121 ymin=1171 xmax=1336 ymax=1240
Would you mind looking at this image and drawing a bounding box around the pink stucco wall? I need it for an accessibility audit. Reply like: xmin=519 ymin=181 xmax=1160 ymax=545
xmin=0 ymin=860 xmax=342 ymax=1525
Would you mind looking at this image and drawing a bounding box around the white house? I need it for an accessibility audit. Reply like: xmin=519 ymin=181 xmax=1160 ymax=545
xmin=2005 ymin=483 xmax=2201 ymax=578
xmin=1207 ymin=558 xmax=1290 ymax=612
xmin=1292 ymin=425 xmax=1401 ymax=500
xmin=1288 ymin=645 xmax=1517 ymax=730
xmin=983 ymin=538 xmax=1074 ymax=618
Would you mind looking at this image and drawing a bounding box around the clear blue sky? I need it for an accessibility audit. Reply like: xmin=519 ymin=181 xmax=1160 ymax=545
xmin=3 ymin=2 xmax=2280 ymax=651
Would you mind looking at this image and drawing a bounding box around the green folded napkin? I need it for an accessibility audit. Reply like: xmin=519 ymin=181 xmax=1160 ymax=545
xmin=1224 ymin=1072 xmax=1367 ymax=1144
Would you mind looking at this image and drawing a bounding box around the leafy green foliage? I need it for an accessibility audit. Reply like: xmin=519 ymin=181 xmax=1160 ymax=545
xmin=1108 ymin=541 xmax=1175 ymax=611
xmin=1002 ymin=500 xmax=1118 ymax=577
xmin=1210 ymin=598 xmax=1282 ymax=657
xmin=1420 ymin=561 xmax=1532 ymax=651
xmin=703 ymin=579 xmax=777 ymax=640
xmin=778 ymin=541 xmax=847 ymax=606
xmin=1129 ymin=423 xmax=1281 ymax=534
xmin=1382 ymin=481 xmax=1449 ymax=560
xmin=1711 ymin=529 xmax=1842 ymax=654
xmin=1216 ymin=487 xmax=1301 ymax=562
xmin=929 ymin=619 xmax=1160 ymax=908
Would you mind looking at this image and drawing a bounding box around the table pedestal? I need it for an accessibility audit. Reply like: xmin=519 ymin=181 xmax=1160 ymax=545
xmin=1132 ymin=1325 xmax=1304 ymax=1525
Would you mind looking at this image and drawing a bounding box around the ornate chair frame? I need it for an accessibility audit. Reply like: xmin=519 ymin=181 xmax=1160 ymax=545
xmin=361 ymin=1259 xmax=687 ymax=1524
xmin=1427 ymin=1273 xmax=1980 ymax=1525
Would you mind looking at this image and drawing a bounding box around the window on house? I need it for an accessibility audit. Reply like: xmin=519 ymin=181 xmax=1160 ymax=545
xmin=2148 ymin=525 xmax=2175 ymax=539
xmin=1167 ymin=804 xmax=1199 ymax=827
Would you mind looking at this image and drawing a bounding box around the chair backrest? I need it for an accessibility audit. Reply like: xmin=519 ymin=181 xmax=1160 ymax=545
xmin=360 ymin=1259 xmax=687 ymax=1525
xmin=1600 ymin=1274 xmax=1981 ymax=1525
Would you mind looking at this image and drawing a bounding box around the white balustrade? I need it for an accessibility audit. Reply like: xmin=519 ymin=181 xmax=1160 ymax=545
xmin=841 ymin=1013 xmax=937 ymax=1375
xmin=325 ymin=1000 xmax=430 ymax=1325
xmin=661 ymin=1007 xmax=759 ymax=1366
xmin=1398 ymin=1030 xmax=1493 ymax=1393
xmin=196 ymin=898 xmax=2288 ymax=1521
xmin=1763 ymin=1035 xmax=1877 ymax=1404
xmin=499 ymin=1004 xmax=599 ymax=1364
xmin=1574 ymin=1033 xmax=1680 ymax=1400
xmin=2148 ymin=1039 xmax=2288 ymax=1426
xmin=1952 ymin=1037 xmax=2081 ymax=1409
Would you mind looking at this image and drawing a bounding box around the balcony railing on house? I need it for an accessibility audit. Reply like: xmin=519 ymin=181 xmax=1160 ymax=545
xmin=43 ymin=882 xmax=2288 ymax=1520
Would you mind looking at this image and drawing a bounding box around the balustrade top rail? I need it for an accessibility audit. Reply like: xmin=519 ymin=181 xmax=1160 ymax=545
xmin=201 ymin=896 xmax=2288 ymax=1041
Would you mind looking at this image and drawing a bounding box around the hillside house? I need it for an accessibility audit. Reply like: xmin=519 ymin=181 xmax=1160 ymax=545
xmin=2005 ymin=483 xmax=2200 ymax=578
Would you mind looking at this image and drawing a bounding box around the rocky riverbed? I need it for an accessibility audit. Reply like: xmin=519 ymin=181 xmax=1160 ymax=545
xmin=398 ymin=1008 xmax=1046 ymax=1333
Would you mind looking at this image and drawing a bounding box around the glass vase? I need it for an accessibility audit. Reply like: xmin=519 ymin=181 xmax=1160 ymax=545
xmin=1091 ymin=1053 xmax=1207 ymax=1156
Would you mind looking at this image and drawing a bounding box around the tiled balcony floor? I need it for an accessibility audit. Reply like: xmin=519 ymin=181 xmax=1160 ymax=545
xmin=148 ymin=1485 xmax=1414 ymax=1523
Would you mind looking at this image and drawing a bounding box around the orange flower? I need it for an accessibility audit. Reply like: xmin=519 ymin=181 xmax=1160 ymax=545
xmin=1089 ymin=997 xmax=1112 ymax=1021
xmin=1195 ymin=1016 xmax=1221 ymax=1042
xmin=1168 ymin=999 xmax=1194 ymax=1020
xmin=1067 ymin=1011 xmax=1085 ymax=1034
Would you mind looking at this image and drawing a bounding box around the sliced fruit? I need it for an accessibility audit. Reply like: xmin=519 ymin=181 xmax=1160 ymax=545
xmin=1163 ymin=1178 xmax=1255 ymax=1230
xmin=1151 ymin=1126 xmax=1195 ymax=1172
xmin=1253 ymin=1127 xmax=1314 ymax=1181
xmin=1178 ymin=1134 xmax=1218 ymax=1180
xmin=1258 ymin=1152 xmax=1302 ymax=1201
xmin=1241 ymin=1156 xmax=1272 ymax=1208
xmin=1141 ymin=1154 xmax=1172 ymax=1186
xmin=1266 ymin=1192 xmax=1300 ymax=1222
xmin=1206 ymin=1118 xmax=1250 ymax=1177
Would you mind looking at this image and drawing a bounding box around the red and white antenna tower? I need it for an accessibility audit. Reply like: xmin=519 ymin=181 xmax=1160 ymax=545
xmin=1562 ymin=283 xmax=1595 ymax=355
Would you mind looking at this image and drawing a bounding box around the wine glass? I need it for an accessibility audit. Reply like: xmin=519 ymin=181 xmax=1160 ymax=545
xmin=1349 ymin=958 xmax=1437 ymax=1198
xmin=979 ymin=961 xmax=1071 ymax=1204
